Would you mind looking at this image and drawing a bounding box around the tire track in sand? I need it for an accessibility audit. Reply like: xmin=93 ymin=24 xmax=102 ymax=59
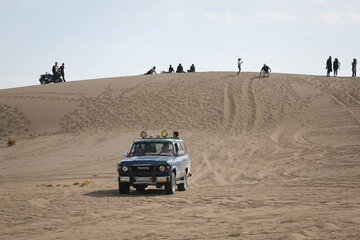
xmin=222 ymin=78 xmax=236 ymax=133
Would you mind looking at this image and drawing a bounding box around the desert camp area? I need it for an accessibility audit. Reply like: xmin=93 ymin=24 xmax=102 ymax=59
xmin=0 ymin=72 xmax=360 ymax=239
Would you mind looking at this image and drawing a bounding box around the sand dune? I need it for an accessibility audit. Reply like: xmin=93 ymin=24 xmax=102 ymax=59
xmin=0 ymin=72 xmax=359 ymax=239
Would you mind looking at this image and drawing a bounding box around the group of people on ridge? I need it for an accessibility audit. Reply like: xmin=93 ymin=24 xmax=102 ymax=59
xmin=143 ymin=56 xmax=358 ymax=78
xmin=52 ymin=62 xmax=66 ymax=82
xmin=326 ymin=56 xmax=357 ymax=77
xmin=145 ymin=63 xmax=196 ymax=75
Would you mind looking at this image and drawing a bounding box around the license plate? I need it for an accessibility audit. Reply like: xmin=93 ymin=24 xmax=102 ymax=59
xmin=135 ymin=177 xmax=152 ymax=182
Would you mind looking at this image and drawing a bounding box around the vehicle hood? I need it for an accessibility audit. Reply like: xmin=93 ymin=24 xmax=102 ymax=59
xmin=121 ymin=155 xmax=174 ymax=165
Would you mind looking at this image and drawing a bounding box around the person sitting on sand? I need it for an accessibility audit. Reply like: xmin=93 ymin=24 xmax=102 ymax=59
xmin=187 ymin=64 xmax=195 ymax=73
xmin=145 ymin=66 xmax=156 ymax=75
xmin=162 ymin=65 xmax=175 ymax=74
xmin=260 ymin=64 xmax=271 ymax=78
xmin=176 ymin=63 xmax=185 ymax=73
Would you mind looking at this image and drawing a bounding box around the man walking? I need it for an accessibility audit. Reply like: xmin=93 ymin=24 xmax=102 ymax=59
xmin=59 ymin=63 xmax=66 ymax=82
xmin=237 ymin=58 xmax=243 ymax=75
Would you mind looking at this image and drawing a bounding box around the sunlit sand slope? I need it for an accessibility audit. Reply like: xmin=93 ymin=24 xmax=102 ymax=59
xmin=0 ymin=72 xmax=359 ymax=239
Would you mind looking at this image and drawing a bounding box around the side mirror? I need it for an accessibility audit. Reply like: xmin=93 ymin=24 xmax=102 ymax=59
xmin=122 ymin=151 xmax=129 ymax=157
xmin=177 ymin=150 xmax=185 ymax=156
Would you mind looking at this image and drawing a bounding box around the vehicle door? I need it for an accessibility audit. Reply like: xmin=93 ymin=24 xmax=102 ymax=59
xmin=180 ymin=142 xmax=191 ymax=174
xmin=174 ymin=141 xmax=186 ymax=179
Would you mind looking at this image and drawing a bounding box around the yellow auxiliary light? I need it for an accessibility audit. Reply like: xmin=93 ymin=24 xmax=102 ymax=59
xmin=161 ymin=130 xmax=168 ymax=138
xmin=140 ymin=131 xmax=147 ymax=139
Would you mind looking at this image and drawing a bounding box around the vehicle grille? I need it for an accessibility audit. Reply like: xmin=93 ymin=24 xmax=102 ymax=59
xmin=131 ymin=166 xmax=154 ymax=173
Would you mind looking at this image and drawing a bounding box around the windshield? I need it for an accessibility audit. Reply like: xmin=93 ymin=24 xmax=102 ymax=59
xmin=129 ymin=142 xmax=174 ymax=156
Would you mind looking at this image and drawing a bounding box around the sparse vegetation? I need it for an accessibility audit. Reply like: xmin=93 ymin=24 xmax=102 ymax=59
xmin=80 ymin=179 xmax=94 ymax=187
xmin=228 ymin=232 xmax=241 ymax=237
xmin=7 ymin=136 xmax=16 ymax=147
xmin=73 ymin=181 xmax=80 ymax=185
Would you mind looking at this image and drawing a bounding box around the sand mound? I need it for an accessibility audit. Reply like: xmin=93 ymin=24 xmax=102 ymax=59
xmin=0 ymin=72 xmax=359 ymax=239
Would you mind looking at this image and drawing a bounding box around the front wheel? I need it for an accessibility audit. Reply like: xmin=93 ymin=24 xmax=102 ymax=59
xmin=165 ymin=172 xmax=176 ymax=194
xmin=119 ymin=182 xmax=130 ymax=194
xmin=178 ymin=173 xmax=188 ymax=191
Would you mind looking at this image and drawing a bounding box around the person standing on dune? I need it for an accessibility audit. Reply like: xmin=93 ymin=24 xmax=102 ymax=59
xmin=52 ymin=62 xmax=58 ymax=76
xmin=352 ymin=58 xmax=357 ymax=77
xmin=59 ymin=63 xmax=66 ymax=82
xmin=326 ymin=56 xmax=332 ymax=76
xmin=237 ymin=58 xmax=243 ymax=75
xmin=333 ymin=58 xmax=340 ymax=77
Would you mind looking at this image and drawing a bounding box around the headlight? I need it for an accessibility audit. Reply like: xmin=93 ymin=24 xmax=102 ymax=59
xmin=122 ymin=166 xmax=129 ymax=172
xmin=159 ymin=165 xmax=170 ymax=172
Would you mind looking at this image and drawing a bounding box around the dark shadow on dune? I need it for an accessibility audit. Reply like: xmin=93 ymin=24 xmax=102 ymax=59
xmin=84 ymin=188 xmax=168 ymax=198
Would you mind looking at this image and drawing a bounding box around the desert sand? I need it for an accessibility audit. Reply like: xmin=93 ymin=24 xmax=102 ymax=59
xmin=0 ymin=72 xmax=359 ymax=239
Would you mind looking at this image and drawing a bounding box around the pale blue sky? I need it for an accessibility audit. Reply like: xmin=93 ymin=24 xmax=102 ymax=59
xmin=0 ymin=0 xmax=359 ymax=89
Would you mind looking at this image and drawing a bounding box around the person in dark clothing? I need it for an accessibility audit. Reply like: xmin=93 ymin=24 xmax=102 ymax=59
xmin=145 ymin=66 xmax=156 ymax=75
xmin=168 ymin=65 xmax=175 ymax=73
xmin=352 ymin=58 xmax=357 ymax=77
xmin=333 ymin=58 xmax=340 ymax=77
xmin=162 ymin=65 xmax=175 ymax=74
xmin=187 ymin=64 xmax=195 ymax=73
xmin=176 ymin=63 xmax=185 ymax=73
xmin=59 ymin=63 xmax=66 ymax=82
xmin=260 ymin=64 xmax=271 ymax=78
xmin=326 ymin=56 xmax=332 ymax=76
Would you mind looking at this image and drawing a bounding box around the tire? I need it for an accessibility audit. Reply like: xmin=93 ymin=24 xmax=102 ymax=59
xmin=39 ymin=76 xmax=46 ymax=85
xmin=165 ymin=172 xmax=176 ymax=194
xmin=178 ymin=173 xmax=188 ymax=191
xmin=119 ymin=182 xmax=130 ymax=194
xmin=135 ymin=185 xmax=146 ymax=192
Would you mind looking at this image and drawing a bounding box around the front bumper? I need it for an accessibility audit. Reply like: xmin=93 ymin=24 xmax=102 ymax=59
xmin=118 ymin=176 xmax=170 ymax=185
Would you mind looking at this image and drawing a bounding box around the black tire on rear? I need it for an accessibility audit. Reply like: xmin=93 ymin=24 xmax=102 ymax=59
xmin=119 ymin=182 xmax=130 ymax=194
xmin=165 ymin=172 xmax=176 ymax=194
xmin=178 ymin=173 xmax=188 ymax=191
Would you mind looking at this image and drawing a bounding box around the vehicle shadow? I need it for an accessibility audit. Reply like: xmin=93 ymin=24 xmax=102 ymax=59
xmin=84 ymin=188 xmax=168 ymax=198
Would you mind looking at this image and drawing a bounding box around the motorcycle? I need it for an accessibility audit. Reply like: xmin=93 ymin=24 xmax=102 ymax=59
xmin=39 ymin=72 xmax=63 ymax=84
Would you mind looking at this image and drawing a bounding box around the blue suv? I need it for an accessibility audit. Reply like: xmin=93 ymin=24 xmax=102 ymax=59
xmin=116 ymin=131 xmax=191 ymax=194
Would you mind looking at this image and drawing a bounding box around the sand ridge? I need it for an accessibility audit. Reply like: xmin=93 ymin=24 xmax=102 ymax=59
xmin=0 ymin=72 xmax=359 ymax=239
